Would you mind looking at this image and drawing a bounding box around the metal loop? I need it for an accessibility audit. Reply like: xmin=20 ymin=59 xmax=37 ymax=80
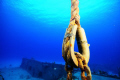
xmin=62 ymin=0 xmax=91 ymax=80
xmin=81 ymin=65 xmax=92 ymax=80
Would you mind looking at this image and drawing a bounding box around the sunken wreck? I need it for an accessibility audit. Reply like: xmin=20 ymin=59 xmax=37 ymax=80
xmin=20 ymin=58 xmax=66 ymax=80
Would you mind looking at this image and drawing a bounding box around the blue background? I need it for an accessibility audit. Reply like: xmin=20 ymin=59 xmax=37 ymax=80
xmin=0 ymin=0 xmax=120 ymax=70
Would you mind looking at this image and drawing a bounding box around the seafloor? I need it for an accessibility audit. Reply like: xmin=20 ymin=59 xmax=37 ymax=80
xmin=0 ymin=58 xmax=120 ymax=80
xmin=0 ymin=67 xmax=120 ymax=80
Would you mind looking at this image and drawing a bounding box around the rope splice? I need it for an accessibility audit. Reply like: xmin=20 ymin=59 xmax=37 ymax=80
xmin=62 ymin=0 xmax=92 ymax=80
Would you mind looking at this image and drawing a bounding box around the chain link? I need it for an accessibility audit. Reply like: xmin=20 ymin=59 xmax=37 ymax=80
xmin=75 ymin=52 xmax=91 ymax=80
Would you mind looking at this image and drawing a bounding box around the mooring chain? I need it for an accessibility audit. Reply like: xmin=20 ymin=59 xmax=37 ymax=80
xmin=71 ymin=0 xmax=91 ymax=79
xmin=62 ymin=0 xmax=91 ymax=80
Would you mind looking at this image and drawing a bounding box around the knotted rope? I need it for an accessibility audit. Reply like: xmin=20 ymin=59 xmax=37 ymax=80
xmin=62 ymin=0 xmax=92 ymax=80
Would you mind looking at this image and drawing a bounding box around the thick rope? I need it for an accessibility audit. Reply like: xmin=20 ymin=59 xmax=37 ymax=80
xmin=70 ymin=0 xmax=80 ymax=26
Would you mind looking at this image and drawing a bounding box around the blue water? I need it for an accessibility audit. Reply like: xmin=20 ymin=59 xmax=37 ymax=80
xmin=0 ymin=0 xmax=120 ymax=73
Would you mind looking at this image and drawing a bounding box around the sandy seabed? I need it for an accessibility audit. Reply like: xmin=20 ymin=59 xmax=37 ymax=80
xmin=0 ymin=67 xmax=43 ymax=80
xmin=74 ymin=72 xmax=120 ymax=80
xmin=0 ymin=67 xmax=120 ymax=80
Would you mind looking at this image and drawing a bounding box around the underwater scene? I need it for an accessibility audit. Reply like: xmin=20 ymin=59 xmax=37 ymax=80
xmin=0 ymin=0 xmax=120 ymax=80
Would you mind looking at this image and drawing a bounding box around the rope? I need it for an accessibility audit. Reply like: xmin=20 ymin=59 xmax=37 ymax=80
xmin=70 ymin=0 xmax=80 ymax=26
